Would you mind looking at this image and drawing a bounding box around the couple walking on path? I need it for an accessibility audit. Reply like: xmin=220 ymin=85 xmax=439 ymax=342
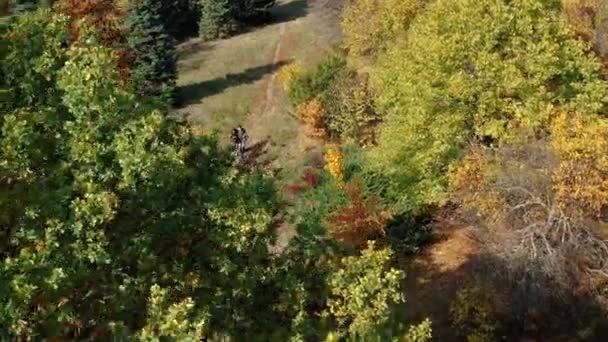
xmin=230 ymin=125 xmax=249 ymax=159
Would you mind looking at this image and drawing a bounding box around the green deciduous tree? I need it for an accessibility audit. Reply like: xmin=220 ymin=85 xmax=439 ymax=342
xmin=0 ymin=11 xmax=278 ymax=338
xmin=326 ymin=242 xmax=432 ymax=341
xmin=324 ymin=70 xmax=380 ymax=145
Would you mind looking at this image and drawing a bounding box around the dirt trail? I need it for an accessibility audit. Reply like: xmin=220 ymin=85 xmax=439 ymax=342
xmin=262 ymin=22 xmax=287 ymax=115
xmin=243 ymin=0 xmax=343 ymax=169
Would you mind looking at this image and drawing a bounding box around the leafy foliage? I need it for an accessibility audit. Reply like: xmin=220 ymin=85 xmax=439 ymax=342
xmin=0 ymin=9 xmax=69 ymax=109
xmin=384 ymin=210 xmax=432 ymax=255
xmin=57 ymin=0 xmax=130 ymax=82
xmin=562 ymin=0 xmax=598 ymax=43
xmin=327 ymin=242 xmax=404 ymax=338
xmin=295 ymin=97 xmax=327 ymax=138
xmin=341 ymin=0 xmax=423 ymax=57
xmin=57 ymin=0 xmax=126 ymax=45
xmin=562 ymin=0 xmax=608 ymax=63
xmin=550 ymin=112 xmax=608 ymax=216
xmin=327 ymin=182 xmax=388 ymax=249
xmin=369 ymin=0 xmax=608 ymax=212
xmin=324 ymin=145 xmax=344 ymax=183
xmin=199 ymin=0 xmax=236 ymax=40
xmin=288 ymin=53 xmax=347 ymax=106
xmin=0 ymin=12 xmax=282 ymax=338
xmin=135 ymin=285 xmax=207 ymax=341
xmin=450 ymin=137 xmax=608 ymax=327
xmin=277 ymin=60 xmax=304 ymax=91
xmin=288 ymin=169 xmax=348 ymax=239
xmin=598 ymin=0 xmax=608 ymax=59
xmin=324 ymin=70 xmax=380 ymax=145
xmin=0 ymin=7 xmax=433 ymax=341
xmin=450 ymin=286 xmax=499 ymax=342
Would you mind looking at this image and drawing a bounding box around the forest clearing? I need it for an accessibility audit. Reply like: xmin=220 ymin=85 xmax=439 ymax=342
xmin=3 ymin=0 xmax=608 ymax=341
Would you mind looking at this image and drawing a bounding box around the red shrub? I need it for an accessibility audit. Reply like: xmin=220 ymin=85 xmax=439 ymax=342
xmin=58 ymin=0 xmax=126 ymax=43
xmin=327 ymin=182 xmax=388 ymax=249
xmin=301 ymin=168 xmax=320 ymax=188
xmin=286 ymin=182 xmax=308 ymax=196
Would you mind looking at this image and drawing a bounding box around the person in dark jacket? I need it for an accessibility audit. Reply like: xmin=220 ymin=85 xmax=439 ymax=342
xmin=236 ymin=125 xmax=248 ymax=153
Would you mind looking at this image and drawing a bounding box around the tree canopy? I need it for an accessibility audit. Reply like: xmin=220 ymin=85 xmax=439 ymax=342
xmin=368 ymin=0 xmax=608 ymax=211
xmin=0 ymin=8 xmax=428 ymax=341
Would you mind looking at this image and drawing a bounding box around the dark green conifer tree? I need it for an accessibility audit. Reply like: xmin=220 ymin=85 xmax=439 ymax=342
xmin=199 ymin=0 xmax=236 ymax=41
xmin=126 ymin=0 xmax=177 ymax=103
xmin=160 ymin=0 xmax=200 ymax=41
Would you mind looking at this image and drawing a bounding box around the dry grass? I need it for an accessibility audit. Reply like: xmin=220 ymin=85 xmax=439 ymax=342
xmin=173 ymin=0 xmax=343 ymax=167
xmin=174 ymin=28 xmax=281 ymax=134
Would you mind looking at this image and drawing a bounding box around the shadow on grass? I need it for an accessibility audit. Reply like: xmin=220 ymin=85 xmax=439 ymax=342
xmin=177 ymin=39 xmax=213 ymax=61
xmin=269 ymin=0 xmax=309 ymax=25
xmin=239 ymin=137 xmax=282 ymax=175
xmin=175 ymin=60 xmax=289 ymax=108
xmin=230 ymin=0 xmax=310 ymax=35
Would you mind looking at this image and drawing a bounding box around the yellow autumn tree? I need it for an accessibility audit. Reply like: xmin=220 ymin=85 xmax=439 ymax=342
xmin=341 ymin=0 xmax=423 ymax=57
xmin=550 ymin=112 xmax=608 ymax=217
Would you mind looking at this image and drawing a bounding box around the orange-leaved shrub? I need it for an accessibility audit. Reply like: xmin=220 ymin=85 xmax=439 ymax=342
xmin=296 ymin=97 xmax=327 ymax=138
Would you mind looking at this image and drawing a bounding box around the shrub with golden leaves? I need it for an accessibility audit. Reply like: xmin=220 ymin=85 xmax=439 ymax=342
xmin=276 ymin=61 xmax=304 ymax=91
xmin=450 ymin=146 xmax=505 ymax=219
xmin=341 ymin=0 xmax=422 ymax=57
xmin=324 ymin=145 xmax=344 ymax=183
xmin=295 ymin=97 xmax=327 ymax=138
xmin=550 ymin=112 xmax=608 ymax=217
